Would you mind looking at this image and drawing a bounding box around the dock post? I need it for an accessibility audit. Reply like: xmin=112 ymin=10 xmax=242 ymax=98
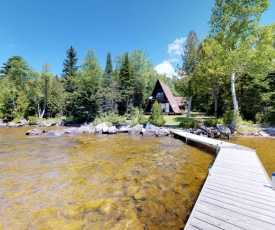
xmin=272 ymin=172 xmax=275 ymax=190
xmin=208 ymin=165 xmax=212 ymax=176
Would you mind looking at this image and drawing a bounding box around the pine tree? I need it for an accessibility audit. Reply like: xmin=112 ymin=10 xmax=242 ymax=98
xmin=101 ymin=53 xmax=119 ymax=113
xmin=62 ymin=46 xmax=78 ymax=93
xmin=118 ymin=52 xmax=135 ymax=114
xmin=179 ymin=30 xmax=200 ymax=119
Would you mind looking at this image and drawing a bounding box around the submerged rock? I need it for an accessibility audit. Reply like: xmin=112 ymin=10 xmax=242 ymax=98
xmin=26 ymin=129 xmax=47 ymax=136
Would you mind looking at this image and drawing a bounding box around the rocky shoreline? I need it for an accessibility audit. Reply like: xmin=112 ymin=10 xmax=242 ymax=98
xmin=25 ymin=122 xmax=171 ymax=137
xmin=1 ymin=118 xmax=274 ymax=138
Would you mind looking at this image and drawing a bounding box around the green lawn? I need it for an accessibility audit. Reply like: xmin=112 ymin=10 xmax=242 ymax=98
xmin=145 ymin=112 xmax=213 ymax=127
xmin=163 ymin=112 xmax=213 ymax=127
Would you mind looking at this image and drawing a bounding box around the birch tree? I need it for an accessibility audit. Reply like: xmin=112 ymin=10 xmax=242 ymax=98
xmin=209 ymin=0 xmax=269 ymax=129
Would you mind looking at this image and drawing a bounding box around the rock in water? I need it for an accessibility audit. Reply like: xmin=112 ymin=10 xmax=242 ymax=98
xmin=26 ymin=129 xmax=47 ymax=136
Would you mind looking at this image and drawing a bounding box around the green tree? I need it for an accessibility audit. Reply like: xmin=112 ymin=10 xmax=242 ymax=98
xmin=101 ymin=52 xmax=120 ymax=113
xmin=47 ymin=76 xmax=65 ymax=117
xmin=149 ymin=101 xmax=165 ymax=126
xmin=209 ymin=0 xmax=270 ymax=129
xmin=178 ymin=30 xmax=200 ymax=119
xmin=118 ymin=52 xmax=135 ymax=115
xmin=70 ymin=50 xmax=102 ymax=122
xmin=0 ymin=56 xmax=33 ymax=120
xmin=62 ymin=46 xmax=78 ymax=93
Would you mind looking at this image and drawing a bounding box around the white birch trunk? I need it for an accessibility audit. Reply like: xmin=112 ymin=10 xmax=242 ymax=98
xmin=186 ymin=96 xmax=192 ymax=120
xmin=212 ymin=89 xmax=218 ymax=119
xmin=230 ymin=72 xmax=238 ymax=129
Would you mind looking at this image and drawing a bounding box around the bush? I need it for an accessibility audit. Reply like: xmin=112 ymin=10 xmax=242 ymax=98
xmin=203 ymin=118 xmax=217 ymax=127
xmin=27 ymin=116 xmax=41 ymax=125
xmin=93 ymin=112 xmax=125 ymax=126
xmin=149 ymin=102 xmax=165 ymax=127
xmin=258 ymin=112 xmax=275 ymax=126
xmin=222 ymin=110 xmax=243 ymax=126
xmin=130 ymin=108 xmax=148 ymax=127
xmin=179 ymin=119 xmax=198 ymax=128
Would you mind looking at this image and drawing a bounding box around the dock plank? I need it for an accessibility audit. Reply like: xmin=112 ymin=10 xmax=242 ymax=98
xmin=173 ymin=131 xmax=275 ymax=230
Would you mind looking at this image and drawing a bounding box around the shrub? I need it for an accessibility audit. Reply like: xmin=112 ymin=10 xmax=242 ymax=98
xmin=259 ymin=112 xmax=275 ymax=126
xmin=28 ymin=116 xmax=40 ymax=125
xmin=92 ymin=112 xmax=125 ymax=126
xmin=149 ymin=102 xmax=165 ymax=127
xmin=222 ymin=110 xmax=243 ymax=126
xmin=203 ymin=118 xmax=217 ymax=127
xmin=179 ymin=119 xmax=198 ymax=128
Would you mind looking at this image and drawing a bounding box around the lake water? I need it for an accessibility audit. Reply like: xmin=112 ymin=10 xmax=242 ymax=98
xmin=0 ymin=127 xmax=214 ymax=229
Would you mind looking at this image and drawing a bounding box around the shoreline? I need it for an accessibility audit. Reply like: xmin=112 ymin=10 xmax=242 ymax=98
xmin=1 ymin=121 xmax=275 ymax=138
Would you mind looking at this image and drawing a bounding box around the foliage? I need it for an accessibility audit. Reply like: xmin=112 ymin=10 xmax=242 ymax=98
xmin=149 ymin=101 xmax=165 ymax=126
xmin=92 ymin=112 xmax=125 ymax=126
xmin=179 ymin=119 xmax=198 ymax=128
xmin=69 ymin=50 xmax=102 ymax=122
xmin=118 ymin=52 xmax=135 ymax=115
xmin=203 ymin=118 xmax=217 ymax=127
xmin=62 ymin=46 xmax=79 ymax=93
xmin=130 ymin=108 xmax=149 ymax=127
xmin=27 ymin=116 xmax=40 ymax=125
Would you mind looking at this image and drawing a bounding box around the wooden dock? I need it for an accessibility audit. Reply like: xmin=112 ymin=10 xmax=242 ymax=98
xmin=171 ymin=131 xmax=275 ymax=230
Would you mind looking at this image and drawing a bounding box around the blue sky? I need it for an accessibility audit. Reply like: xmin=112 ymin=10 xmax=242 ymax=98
xmin=0 ymin=0 xmax=274 ymax=76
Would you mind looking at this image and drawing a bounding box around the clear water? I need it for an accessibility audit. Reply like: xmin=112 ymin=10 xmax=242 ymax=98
xmin=0 ymin=127 xmax=215 ymax=229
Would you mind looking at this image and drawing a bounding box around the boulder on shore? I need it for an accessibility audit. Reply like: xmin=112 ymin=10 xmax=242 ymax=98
xmin=95 ymin=123 xmax=110 ymax=134
xmin=108 ymin=126 xmax=117 ymax=134
xmin=155 ymin=128 xmax=170 ymax=137
xmin=142 ymin=130 xmax=156 ymax=137
xmin=128 ymin=124 xmax=143 ymax=135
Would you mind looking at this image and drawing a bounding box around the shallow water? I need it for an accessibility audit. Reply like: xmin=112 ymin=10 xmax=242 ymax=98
xmin=0 ymin=128 xmax=214 ymax=229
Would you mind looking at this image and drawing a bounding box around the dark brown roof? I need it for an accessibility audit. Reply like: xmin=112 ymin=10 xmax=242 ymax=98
xmin=158 ymin=80 xmax=182 ymax=114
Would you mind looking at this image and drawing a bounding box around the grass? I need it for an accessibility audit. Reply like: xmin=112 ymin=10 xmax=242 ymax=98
xmin=164 ymin=112 xmax=212 ymax=127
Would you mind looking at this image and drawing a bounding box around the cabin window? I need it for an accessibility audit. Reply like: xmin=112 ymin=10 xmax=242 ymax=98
xmin=161 ymin=103 xmax=170 ymax=112
xmin=156 ymin=92 xmax=164 ymax=100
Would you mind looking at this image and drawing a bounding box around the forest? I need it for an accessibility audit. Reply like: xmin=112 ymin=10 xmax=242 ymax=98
xmin=0 ymin=0 xmax=275 ymax=127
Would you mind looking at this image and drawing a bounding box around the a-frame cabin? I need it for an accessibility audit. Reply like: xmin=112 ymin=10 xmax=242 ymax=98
xmin=144 ymin=79 xmax=185 ymax=115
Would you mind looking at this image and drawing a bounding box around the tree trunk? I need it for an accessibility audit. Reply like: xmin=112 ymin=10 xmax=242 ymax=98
xmin=186 ymin=96 xmax=192 ymax=120
xmin=212 ymin=88 xmax=218 ymax=119
xmin=230 ymin=72 xmax=238 ymax=130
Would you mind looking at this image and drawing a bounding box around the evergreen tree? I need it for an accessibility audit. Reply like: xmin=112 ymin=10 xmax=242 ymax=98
xmin=101 ymin=52 xmax=120 ymax=113
xmin=149 ymin=101 xmax=165 ymax=126
xmin=178 ymin=30 xmax=200 ymax=119
xmin=118 ymin=52 xmax=135 ymax=114
xmin=62 ymin=46 xmax=78 ymax=93
xmin=70 ymin=50 xmax=102 ymax=122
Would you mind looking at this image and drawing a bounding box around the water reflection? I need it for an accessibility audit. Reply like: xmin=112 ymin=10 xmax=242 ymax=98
xmin=0 ymin=128 xmax=214 ymax=229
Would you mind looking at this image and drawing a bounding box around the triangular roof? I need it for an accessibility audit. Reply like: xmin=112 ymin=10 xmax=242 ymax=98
xmin=158 ymin=80 xmax=182 ymax=114
xmin=145 ymin=79 xmax=182 ymax=114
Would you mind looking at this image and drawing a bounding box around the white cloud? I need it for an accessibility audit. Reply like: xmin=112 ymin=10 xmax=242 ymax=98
xmin=154 ymin=60 xmax=176 ymax=77
xmin=168 ymin=37 xmax=186 ymax=56
xmin=169 ymin=58 xmax=180 ymax=63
